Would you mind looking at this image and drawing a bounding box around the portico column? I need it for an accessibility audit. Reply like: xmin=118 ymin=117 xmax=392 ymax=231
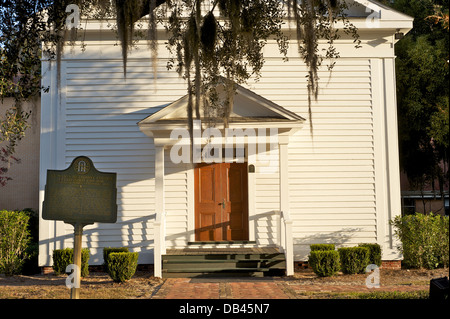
xmin=278 ymin=135 xmax=289 ymax=214
xmin=154 ymin=145 xmax=165 ymax=277
xmin=279 ymin=134 xmax=294 ymax=276
xmin=155 ymin=145 xmax=165 ymax=224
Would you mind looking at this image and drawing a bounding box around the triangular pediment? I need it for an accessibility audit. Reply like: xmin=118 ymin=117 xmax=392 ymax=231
xmin=147 ymin=0 xmax=412 ymax=21
xmin=138 ymin=83 xmax=305 ymax=127
xmin=349 ymin=0 xmax=413 ymax=20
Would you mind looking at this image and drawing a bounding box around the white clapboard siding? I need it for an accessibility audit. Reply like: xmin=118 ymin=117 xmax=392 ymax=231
xmin=164 ymin=152 xmax=190 ymax=248
xmin=38 ymin=23 xmax=398 ymax=266
xmin=62 ymin=57 xmax=187 ymax=264
xmin=248 ymin=57 xmax=376 ymax=260
xmin=252 ymin=146 xmax=280 ymax=246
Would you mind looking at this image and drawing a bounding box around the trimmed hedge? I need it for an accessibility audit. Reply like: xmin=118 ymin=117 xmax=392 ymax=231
xmin=107 ymin=252 xmax=139 ymax=283
xmin=308 ymin=250 xmax=340 ymax=277
xmin=103 ymin=247 xmax=129 ymax=273
xmin=310 ymin=244 xmax=335 ymax=251
xmin=358 ymin=243 xmax=382 ymax=267
xmin=52 ymin=248 xmax=90 ymax=277
xmin=338 ymin=247 xmax=369 ymax=274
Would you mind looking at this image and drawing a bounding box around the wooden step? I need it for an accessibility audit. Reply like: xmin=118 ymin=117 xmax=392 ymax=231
xmin=187 ymin=241 xmax=257 ymax=245
xmin=167 ymin=247 xmax=280 ymax=254
xmin=163 ymin=260 xmax=286 ymax=270
xmin=162 ymin=254 xmax=286 ymax=262
xmin=163 ymin=267 xmax=271 ymax=273
xmin=162 ymin=271 xmax=268 ymax=278
xmin=163 ymin=258 xmax=286 ymax=264
xmin=161 ymin=247 xmax=286 ymax=278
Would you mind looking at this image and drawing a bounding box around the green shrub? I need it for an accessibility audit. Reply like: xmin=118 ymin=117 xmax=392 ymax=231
xmin=310 ymin=244 xmax=335 ymax=251
xmin=0 ymin=210 xmax=32 ymax=275
xmin=21 ymin=208 xmax=40 ymax=275
xmin=391 ymin=213 xmax=449 ymax=269
xmin=52 ymin=248 xmax=90 ymax=277
xmin=103 ymin=247 xmax=129 ymax=273
xmin=107 ymin=252 xmax=139 ymax=283
xmin=338 ymin=247 xmax=369 ymax=274
xmin=358 ymin=243 xmax=382 ymax=266
xmin=308 ymin=250 xmax=340 ymax=277
xmin=22 ymin=242 xmax=40 ymax=275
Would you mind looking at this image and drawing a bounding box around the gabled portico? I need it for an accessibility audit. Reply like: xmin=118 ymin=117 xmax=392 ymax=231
xmin=138 ymin=83 xmax=304 ymax=277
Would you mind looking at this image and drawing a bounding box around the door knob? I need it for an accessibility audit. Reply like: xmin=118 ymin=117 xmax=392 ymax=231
xmin=220 ymin=199 xmax=225 ymax=209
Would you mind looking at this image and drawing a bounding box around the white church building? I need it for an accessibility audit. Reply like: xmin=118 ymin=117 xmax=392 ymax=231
xmin=38 ymin=0 xmax=413 ymax=277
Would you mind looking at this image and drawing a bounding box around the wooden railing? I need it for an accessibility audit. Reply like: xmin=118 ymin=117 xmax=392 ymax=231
xmin=279 ymin=210 xmax=294 ymax=276
xmin=153 ymin=211 xmax=166 ymax=278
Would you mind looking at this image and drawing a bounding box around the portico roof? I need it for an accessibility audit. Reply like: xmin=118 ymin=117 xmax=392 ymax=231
xmin=138 ymin=82 xmax=305 ymax=137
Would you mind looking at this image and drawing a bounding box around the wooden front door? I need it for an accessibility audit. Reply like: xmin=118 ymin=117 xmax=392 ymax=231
xmin=194 ymin=163 xmax=248 ymax=241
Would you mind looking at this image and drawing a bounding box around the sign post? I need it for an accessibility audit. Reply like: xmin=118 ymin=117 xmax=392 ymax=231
xmin=42 ymin=156 xmax=117 ymax=299
xmin=71 ymin=223 xmax=83 ymax=299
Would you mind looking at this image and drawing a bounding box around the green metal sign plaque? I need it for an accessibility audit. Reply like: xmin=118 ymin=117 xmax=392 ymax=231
xmin=42 ymin=156 xmax=117 ymax=225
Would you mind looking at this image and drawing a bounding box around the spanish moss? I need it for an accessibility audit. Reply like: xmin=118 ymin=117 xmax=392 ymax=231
xmin=16 ymin=0 xmax=360 ymax=143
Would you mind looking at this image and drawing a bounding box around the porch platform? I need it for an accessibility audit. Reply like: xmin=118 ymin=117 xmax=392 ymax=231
xmin=166 ymin=247 xmax=281 ymax=255
xmin=162 ymin=247 xmax=286 ymax=278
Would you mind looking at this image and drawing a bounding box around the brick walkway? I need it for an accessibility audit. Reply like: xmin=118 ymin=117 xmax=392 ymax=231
xmin=151 ymin=277 xmax=427 ymax=299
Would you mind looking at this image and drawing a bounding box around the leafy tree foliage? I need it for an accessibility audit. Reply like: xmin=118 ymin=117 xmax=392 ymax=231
xmin=1 ymin=0 xmax=54 ymax=185
xmin=0 ymin=108 xmax=29 ymax=186
xmin=0 ymin=0 xmax=360 ymax=183
xmin=383 ymin=0 xmax=449 ymax=209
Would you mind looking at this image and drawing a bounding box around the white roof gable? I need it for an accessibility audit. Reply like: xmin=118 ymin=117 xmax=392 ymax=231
xmin=344 ymin=0 xmax=413 ymax=34
xmin=139 ymin=83 xmax=305 ymax=125
xmin=80 ymin=0 xmax=413 ymax=35
xmin=351 ymin=0 xmax=413 ymax=20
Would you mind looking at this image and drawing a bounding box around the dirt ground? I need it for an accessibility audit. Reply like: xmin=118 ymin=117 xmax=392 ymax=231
xmin=292 ymin=267 xmax=449 ymax=286
xmin=0 ymin=268 xmax=448 ymax=299
xmin=0 ymin=271 xmax=164 ymax=299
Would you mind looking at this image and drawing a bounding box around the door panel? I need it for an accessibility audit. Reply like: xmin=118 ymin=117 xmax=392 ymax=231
xmin=199 ymin=213 xmax=215 ymax=241
xmin=195 ymin=164 xmax=221 ymax=241
xmin=225 ymin=163 xmax=248 ymax=240
xmin=199 ymin=166 xmax=215 ymax=203
xmin=195 ymin=163 xmax=248 ymax=241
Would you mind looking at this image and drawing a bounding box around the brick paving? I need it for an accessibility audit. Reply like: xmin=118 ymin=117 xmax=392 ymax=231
xmin=151 ymin=278 xmax=292 ymax=299
xmin=150 ymin=277 xmax=427 ymax=299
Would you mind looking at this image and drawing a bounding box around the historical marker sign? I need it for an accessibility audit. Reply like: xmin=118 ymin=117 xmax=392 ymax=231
xmin=43 ymin=156 xmax=117 ymax=225
xmin=42 ymin=156 xmax=117 ymax=299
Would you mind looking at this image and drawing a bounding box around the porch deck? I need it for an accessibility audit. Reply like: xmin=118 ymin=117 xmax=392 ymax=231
xmin=166 ymin=246 xmax=281 ymax=255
